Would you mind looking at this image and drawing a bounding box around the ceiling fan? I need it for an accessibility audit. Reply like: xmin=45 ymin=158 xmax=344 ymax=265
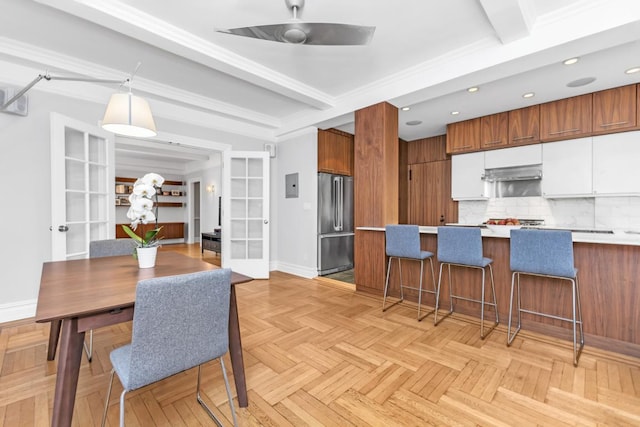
xmin=216 ymin=0 xmax=375 ymax=45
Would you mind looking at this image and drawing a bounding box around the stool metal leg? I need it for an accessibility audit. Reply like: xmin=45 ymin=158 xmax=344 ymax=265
xmin=507 ymin=271 xmax=522 ymax=345
xmin=434 ymin=262 xmax=453 ymax=326
xmin=382 ymin=257 xmax=403 ymax=312
xmin=571 ymin=276 xmax=585 ymax=366
xmin=479 ymin=264 xmax=499 ymax=340
xmin=416 ymin=259 xmax=424 ymax=320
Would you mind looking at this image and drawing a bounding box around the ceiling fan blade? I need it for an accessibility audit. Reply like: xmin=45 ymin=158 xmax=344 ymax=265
xmin=217 ymin=23 xmax=375 ymax=45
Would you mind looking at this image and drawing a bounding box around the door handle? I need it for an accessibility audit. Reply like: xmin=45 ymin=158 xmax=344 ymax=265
xmin=264 ymin=220 xmax=269 ymax=224
xmin=58 ymin=225 xmax=69 ymax=232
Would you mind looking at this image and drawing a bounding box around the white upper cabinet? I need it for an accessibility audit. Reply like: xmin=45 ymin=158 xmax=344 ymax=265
xmin=484 ymin=144 xmax=542 ymax=169
xmin=451 ymin=151 xmax=487 ymax=200
xmin=542 ymin=137 xmax=593 ymax=198
xmin=593 ymin=131 xmax=640 ymax=196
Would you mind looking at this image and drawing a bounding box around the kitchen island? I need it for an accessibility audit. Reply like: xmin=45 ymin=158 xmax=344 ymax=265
xmin=355 ymin=226 xmax=640 ymax=357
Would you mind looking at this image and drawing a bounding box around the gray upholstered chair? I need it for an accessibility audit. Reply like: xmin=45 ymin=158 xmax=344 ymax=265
xmin=434 ymin=226 xmax=499 ymax=338
xmin=82 ymin=239 xmax=135 ymax=362
xmin=89 ymin=238 xmax=135 ymax=259
xmin=382 ymin=224 xmax=436 ymax=321
xmin=507 ymin=229 xmax=584 ymax=366
xmin=101 ymin=269 xmax=237 ymax=427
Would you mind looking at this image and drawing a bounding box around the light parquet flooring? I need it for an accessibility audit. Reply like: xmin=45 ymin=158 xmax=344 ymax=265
xmin=2 ymin=244 xmax=640 ymax=426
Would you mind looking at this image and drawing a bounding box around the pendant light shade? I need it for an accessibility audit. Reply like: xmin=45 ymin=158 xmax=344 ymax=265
xmin=101 ymin=92 xmax=157 ymax=137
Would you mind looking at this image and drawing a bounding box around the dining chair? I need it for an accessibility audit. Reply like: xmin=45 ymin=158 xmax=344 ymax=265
xmin=101 ymin=268 xmax=237 ymax=427
xmin=507 ymin=229 xmax=584 ymax=366
xmin=83 ymin=239 xmax=135 ymax=362
xmin=434 ymin=226 xmax=499 ymax=338
xmin=382 ymin=224 xmax=436 ymax=321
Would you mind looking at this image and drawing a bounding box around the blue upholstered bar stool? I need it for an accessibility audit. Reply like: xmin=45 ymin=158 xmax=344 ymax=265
xmin=434 ymin=226 xmax=499 ymax=339
xmin=382 ymin=225 xmax=436 ymax=321
xmin=507 ymin=229 xmax=584 ymax=366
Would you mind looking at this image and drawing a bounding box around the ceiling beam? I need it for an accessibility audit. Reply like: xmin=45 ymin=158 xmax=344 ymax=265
xmin=35 ymin=0 xmax=335 ymax=110
xmin=479 ymin=0 xmax=537 ymax=44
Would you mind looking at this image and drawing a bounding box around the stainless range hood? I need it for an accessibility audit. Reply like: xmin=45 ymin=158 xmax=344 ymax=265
xmin=482 ymin=164 xmax=542 ymax=197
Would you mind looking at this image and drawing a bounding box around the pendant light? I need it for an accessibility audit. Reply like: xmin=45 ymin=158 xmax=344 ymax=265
xmin=101 ymin=89 xmax=157 ymax=137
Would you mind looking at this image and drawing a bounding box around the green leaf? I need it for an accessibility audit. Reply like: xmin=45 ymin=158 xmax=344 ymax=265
xmin=121 ymin=225 xmax=144 ymax=245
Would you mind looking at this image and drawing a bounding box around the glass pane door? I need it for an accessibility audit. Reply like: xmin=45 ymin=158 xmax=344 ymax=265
xmin=222 ymin=151 xmax=270 ymax=278
xmin=51 ymin=113 xmax=114 ymax=260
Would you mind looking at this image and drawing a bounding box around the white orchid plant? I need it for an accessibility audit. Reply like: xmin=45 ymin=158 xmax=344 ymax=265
xmin=121 ymin=172 xmax=165 ymax=248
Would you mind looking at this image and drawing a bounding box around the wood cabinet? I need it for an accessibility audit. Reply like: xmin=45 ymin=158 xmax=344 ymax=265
xmin=318 ymin=129 xmax=354 ymax=176
xmin=446 ymin=118 xmax=480 ymax=153
xmin=408 ymin=160 xmax=457 ymax=225
xmin=508 ymin=105 xmax=540 ymax=145
xmin=540 ymin=94 xmax=592 ymax=142
xmin=115 ymin=222 xmax=185 ymax=239
xmin=480 ymin=112 xmax=509 ymax=149
xmin=592 ymin=84 xmax=637 ymax=134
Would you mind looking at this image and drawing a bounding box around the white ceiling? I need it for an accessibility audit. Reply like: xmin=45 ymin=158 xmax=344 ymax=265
xmin=2 ymin=0 xmax=640 ymax=164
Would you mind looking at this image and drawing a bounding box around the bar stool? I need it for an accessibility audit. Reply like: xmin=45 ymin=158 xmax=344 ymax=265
xmin=434 ymin=226 xmax=499 ymax=339
xmin=507 ymin=229 xmax=584 ymax=366
xmin=382 ymin=224 xmax=436 ymax=321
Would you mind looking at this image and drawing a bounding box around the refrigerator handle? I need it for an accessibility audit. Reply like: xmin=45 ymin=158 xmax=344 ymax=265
xmin=338 ymin=177 xmax=343 ymax=231
xmin=333 ymin=176 xmax=343 ymax=231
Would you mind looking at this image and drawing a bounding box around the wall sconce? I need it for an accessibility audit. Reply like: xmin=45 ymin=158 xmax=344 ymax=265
xmin=206 ymin=184 xmax=215 ymax=193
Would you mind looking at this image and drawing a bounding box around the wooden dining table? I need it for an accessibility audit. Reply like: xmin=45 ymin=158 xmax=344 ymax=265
xmin=35 ymin=251 xmax=252 ymax=427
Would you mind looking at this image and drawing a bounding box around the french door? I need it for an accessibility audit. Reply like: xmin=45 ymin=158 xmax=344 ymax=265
xmin=50 ymin=113 xmax=115 ymax=260
xmin=222 ymin=151 xmax=270 ymax=278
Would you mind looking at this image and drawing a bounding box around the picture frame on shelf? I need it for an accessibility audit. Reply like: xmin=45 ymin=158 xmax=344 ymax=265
xmin=171 ymin=190 xmax=181 ymax=196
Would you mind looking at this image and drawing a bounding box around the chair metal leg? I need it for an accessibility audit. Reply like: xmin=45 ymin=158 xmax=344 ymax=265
xmin=119 ymin=389 xmax=127 ymax=427
xmin=417 ymin=257 xmax=437 ymax=322
xmin=507 ymin=272 xmax=522 ymax=346
xmin=83 ymin=329 xmax=93 ymax=362
xmin=197 ymin=359 xmax=238 ymax=427
xmin=101 ymin=369 xmax=116 ymax=427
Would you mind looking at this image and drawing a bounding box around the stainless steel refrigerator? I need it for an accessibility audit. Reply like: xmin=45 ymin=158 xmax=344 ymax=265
xmin=318 ymin=172 xmax=354 ymax=275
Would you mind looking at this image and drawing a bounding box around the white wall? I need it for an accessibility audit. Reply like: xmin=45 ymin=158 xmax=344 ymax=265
xmin=272 ymin=128 xmax=318 ymax=278
xmin=0 ymin=88 xmax=268 ymax=322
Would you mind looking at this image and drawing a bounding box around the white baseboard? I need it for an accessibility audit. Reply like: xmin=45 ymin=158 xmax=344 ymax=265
xmin=0 ymin=299 xmax=36 ymax=323
xmin=272 ymin=261 xmax=317 ymax=279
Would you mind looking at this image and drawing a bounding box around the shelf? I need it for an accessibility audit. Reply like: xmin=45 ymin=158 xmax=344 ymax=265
xmin=115 ymin=176 xmax=185 ymax=207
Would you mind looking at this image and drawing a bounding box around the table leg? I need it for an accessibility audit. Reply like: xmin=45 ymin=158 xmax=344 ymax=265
xmin=51 ymin=318 xmax=84 ymax=427
xmin=47 ymin=319 xmax=62 ymax=360
xmin=228 ymin=286 xmax=248 ymax=407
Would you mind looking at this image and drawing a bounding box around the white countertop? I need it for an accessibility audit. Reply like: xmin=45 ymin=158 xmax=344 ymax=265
xmin=356 ymin=226 xmax=640 ymax=246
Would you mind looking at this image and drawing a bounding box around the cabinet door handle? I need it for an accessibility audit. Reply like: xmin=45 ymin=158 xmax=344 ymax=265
xmin=512 ymin=135 xmax=535 ymax=141
xmin=599 ymin=121 xmax=628 ymax=127
xmin=455 ymin=145 xmax=472 ymax=150
xmin=484 ymin=140 xmax=502 ymax=146
xmin=548 ymin=128 xmax=580 ymax=135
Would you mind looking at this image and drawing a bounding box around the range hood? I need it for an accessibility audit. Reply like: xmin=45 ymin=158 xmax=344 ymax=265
xmin=482 ymin=164 xmax=542 ymax=197
xmin=482 ymin=165 xmax=542 ymax=182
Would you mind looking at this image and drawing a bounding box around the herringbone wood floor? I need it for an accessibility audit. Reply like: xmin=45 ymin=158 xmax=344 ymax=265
xmin=2 ymin=245 xmax=640 ymax=426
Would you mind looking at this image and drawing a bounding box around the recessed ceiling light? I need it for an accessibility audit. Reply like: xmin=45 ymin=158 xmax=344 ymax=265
xmin=625 ymin=67 xmax=640 ymax=74
xmin=450 ymin=111 xmax=460 ymax=115
xmin=467 ymin=87 xmax=479 ymax=93
xmin=522 ymin=92 xmax=535 ymax=98
xmin=563 ymin=57 xmax=579 ymax=65
xmin=406 ymin=120 xmax=422 ymax=126
xmin=401 ymin=106 xmax=410 ymax=111
xmin=567 ymin=77 xmax=596 ymax=87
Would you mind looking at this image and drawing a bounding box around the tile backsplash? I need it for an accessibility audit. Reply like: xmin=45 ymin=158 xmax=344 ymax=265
xmin=458 ymin=196 xmax=640 ymax=231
